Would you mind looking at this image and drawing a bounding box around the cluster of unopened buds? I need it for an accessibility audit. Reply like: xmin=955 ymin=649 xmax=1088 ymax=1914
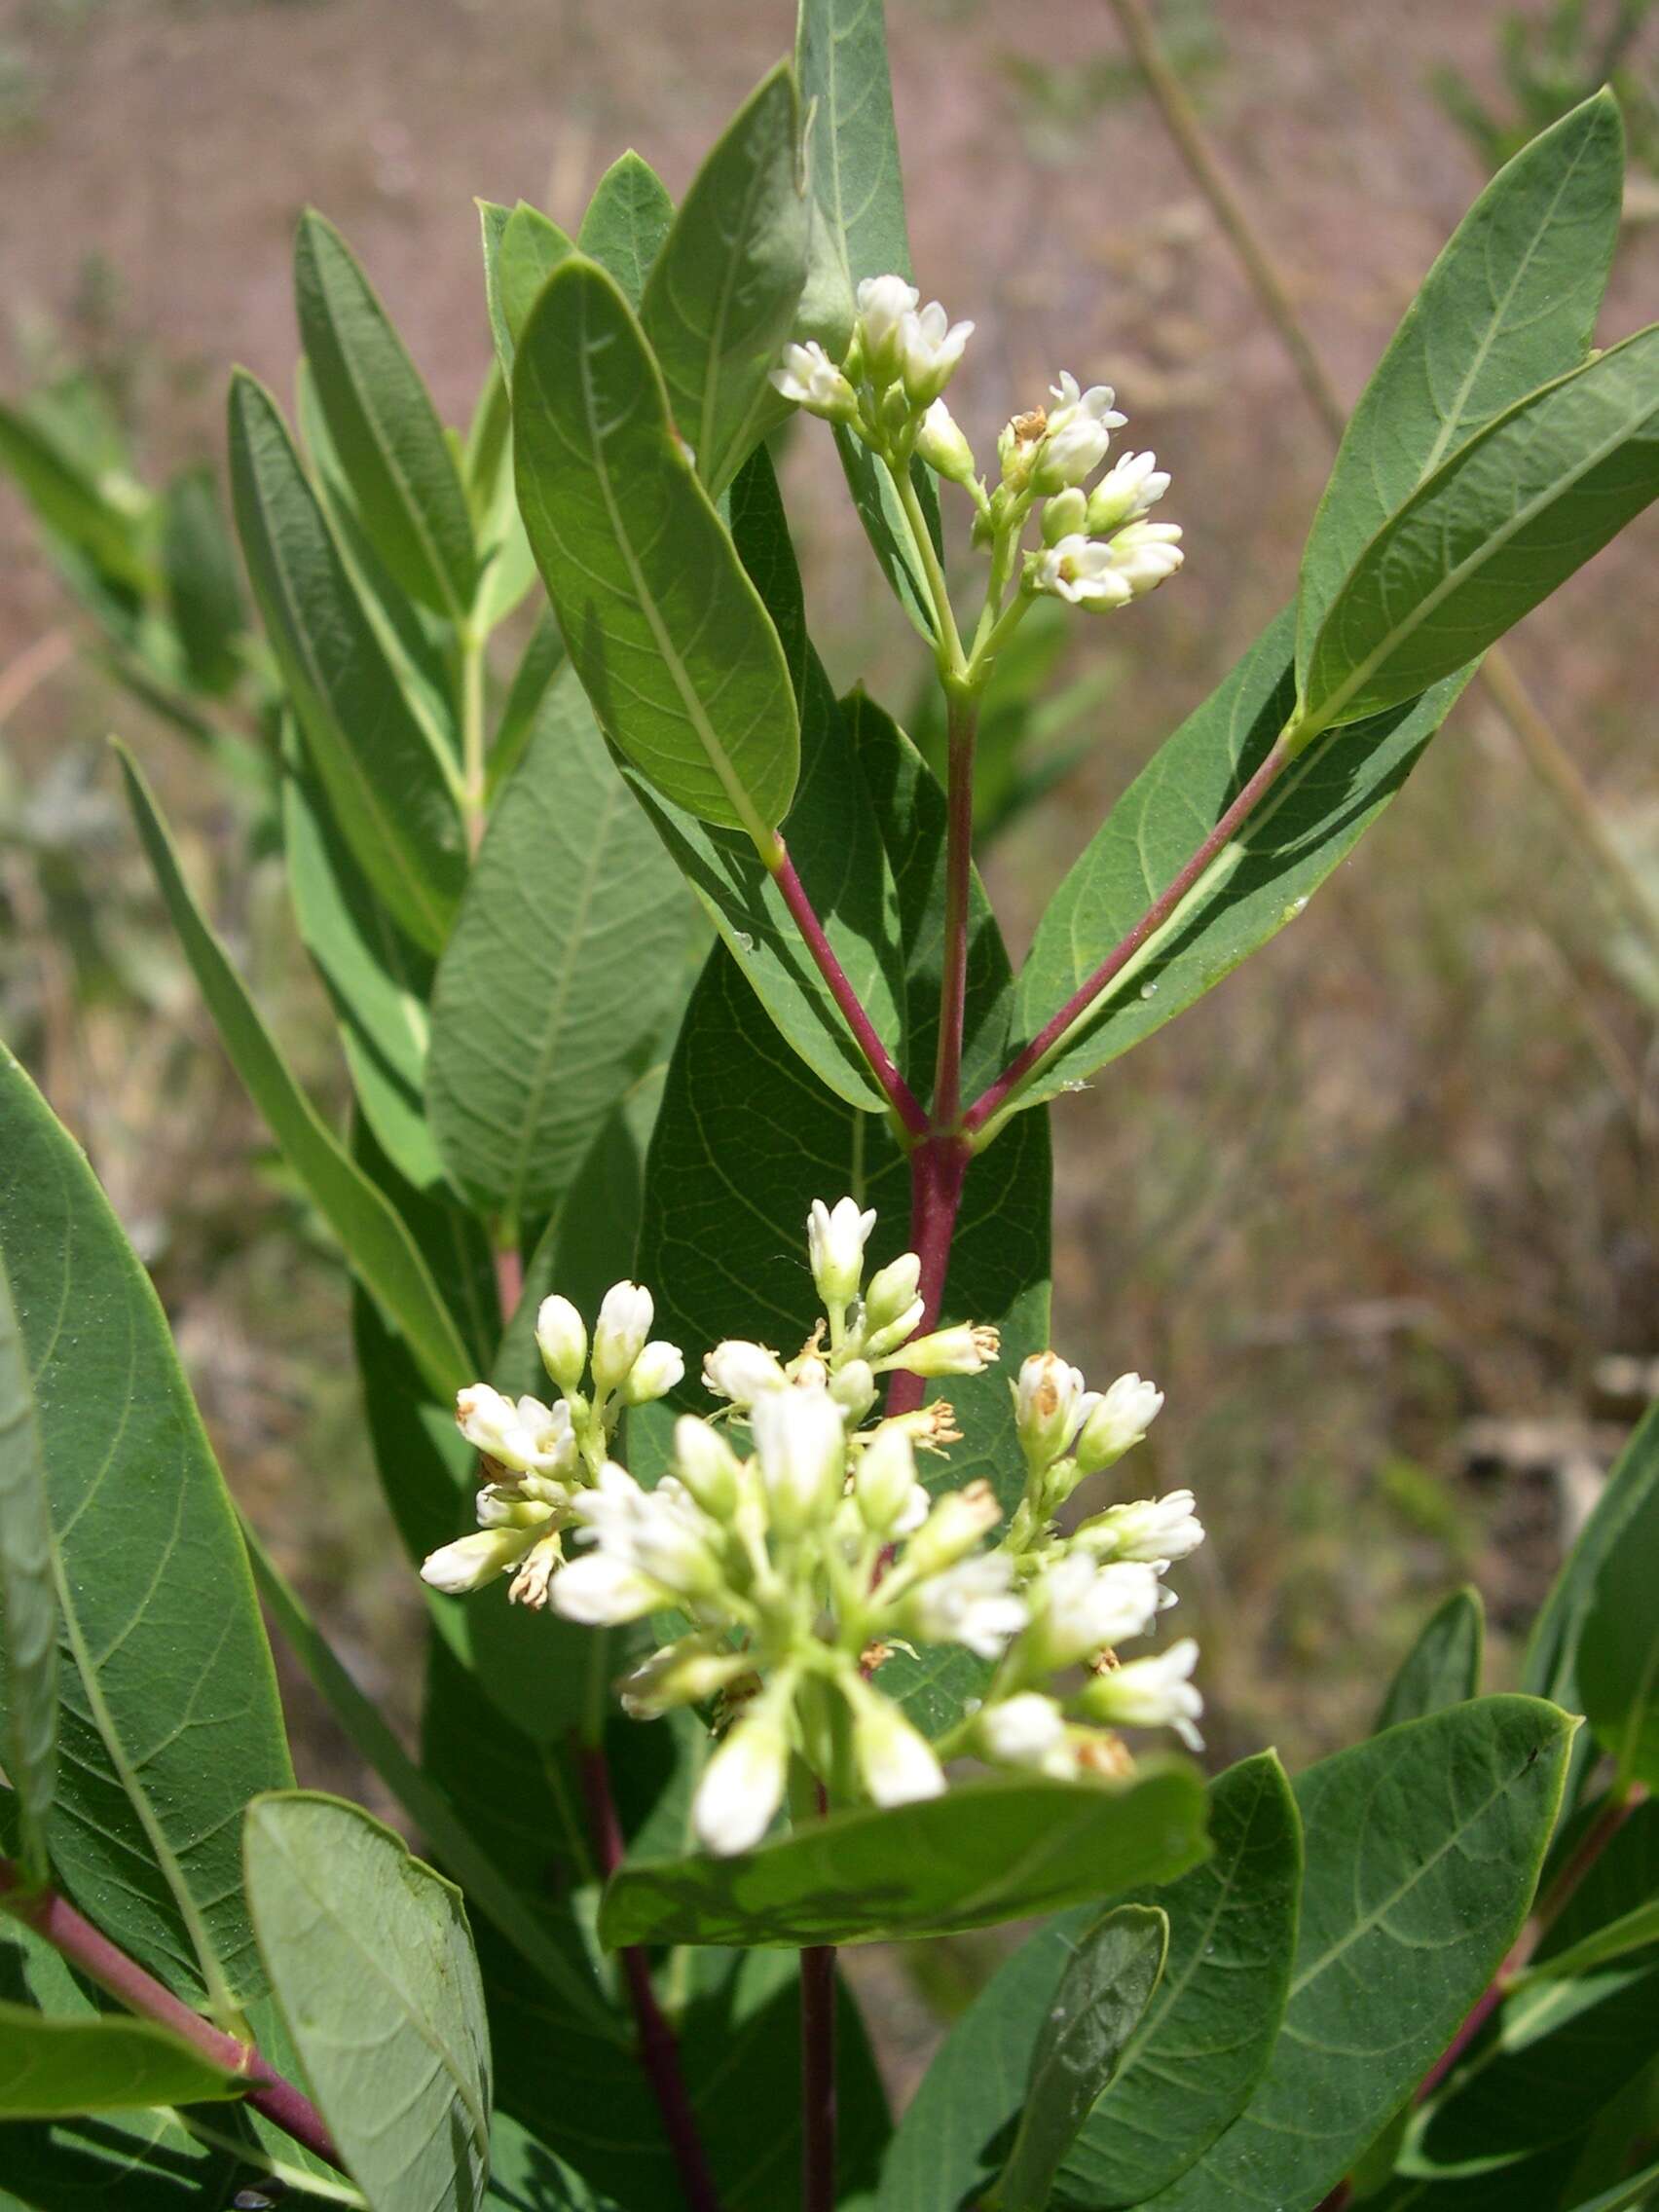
xmin=770 ymin=274 xmax=1183 ymax=617
xmin=422 ymin=1198 xmax=1204 ymax=1856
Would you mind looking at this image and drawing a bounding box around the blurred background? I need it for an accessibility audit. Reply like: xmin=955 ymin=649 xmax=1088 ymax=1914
xmin=2 ymin=0 xmax=1657 ymax=2099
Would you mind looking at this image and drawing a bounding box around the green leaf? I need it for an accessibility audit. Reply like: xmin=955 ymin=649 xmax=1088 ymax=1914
xmin=832 ymin=428 xmax=940 ymax=645
xmin=0 ymin=2002 xmax=240 ymax=2119
xmin=514 ymin=255 xmax=800 ymax=839
xmin=0 ymin=399 xmax=154 ymax=595
xmin=294 ymin=209 xmax=478 ymax=619
xmin=578 ymin=152 xmax=675 ymax=309
xmin=1527 ymin=1403 xmax=1659 ymax=1823
xmin=640 ymin=63 xmax=807 ymax=497
xmin=1579 ymin=1415 xmax=1659 ymax=1787
xmin=991 ymin=1906 xmax=1168 ymax=2212
xmin=875 ymin=1751 xmax=1299 ymax=2212
xmin=282 ymin=747 xmax=442 ymax=1191
xmin=620 ymin=447 xmax=903 ymax=1110
xmin=1298 ymin=92 xmax=1625 ymax=673
xmin=796 ymin=0 xmax=913 ymax=353
xmin=1524 ymin=1897 xmax=1659 ymax=1983
xmin=1003 ymin=610 xmax=1473 ymax=1122
xmin=0 ymin=1042 xmax=293 ymax=2009
xmin=160 ymin=465 xmax=246 ymax=695
xmin=230 ymin=370 xmax=465 ymax=952
xmin=497 ymin=203 xmax=575 ymax=368
xmin=119 ymin=746 xmax=472 ymax=1401
xmin=1135 ymin=1697 xmax=1574 ymax=2211
xmin=1378 ymin=1586 xmax=1486 ymax=1732
xmin=488 ymin=607 xmax=567 ymax=799
xmin=600 ymin=1764 xmax=1207 ymax=1948
xmin=1301 ymin=324 xmax=1659 ymax=732
xmin=245 ymin=1792 xmax=492 ymax=2212
xmin=479 ymin=200 xmax=515 ymax=382
xmin=426 ymin=671 xmax=688 ymax=1225
xmin=0 ymin=1247 xmax=56 ymax=1887
xmin=1566 ymin=2155 xmax=1659 ymax=2211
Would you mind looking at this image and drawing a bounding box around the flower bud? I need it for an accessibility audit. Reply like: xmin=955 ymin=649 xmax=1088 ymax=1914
xmin=456 ymin=1383 xmax=575 ymax=1477
xmin=899 ymin=301 xmax=974 ymax=406
xmin=1087 ymin=449 xmax=1169 ymax=534
xmin=591 ymin=1281 xmax=654 ymax=1396
xmin=535 ymin=1295 xmax=587 ymax=1392
xmin=904 ymin=1552 xmax=1027 ymax=1658
xmin=854 ymin=274 xmax=919 ymax=387
xmin=1075 ymin=1489 xmax=1203 ymax=1565
xmin=693 ymin=1705 xmax=791 ymax=1855
xmin=808 ymin=1196 xmax=876 ymax=1308
xmin=843 ymin=1676 xmax=946 ymax=1806
xmin=883 ymin=1322 xmax=999 ymax=1379
xmin=421 ymin=1526 xmax=536 ymax=1595
xmin=903 ymin=1479 xmax=1001 ymax=1578
xmin=769 ymin=339 xmax=858 ymax=422
xmin=1020 ymin=1556 xmax=1161 ymax=1673
xmin=1041 ymin=488 xmax=1088 ymax=545
xmin=915 ymin=397 xmax=976 ymax=485
xmin=618 ymin=1635 xmax=751 ymax=1719
xmin=620 ymin=1341 xmax=685 ymax=1406
xmin=1106 ymin=521 xmax=1184 ymax=597
xmin=865 ymin=1250 xmax=922 ymax=1334
xmin=1034 ymin=372 xmax=1126 ymax=493
xmin=550 ymin=1551 xmax=663 ymax=1626
xmin=751 ymin=1385 xmax=847 ymax=1533
xmin=1074 ymin=1373 xmax=1164 ymax=1474
xmin=830 ymin=1358 xmax=877 ymax=1421
xmin=1076 ymin=1638 xmax=1203 ymax=1750
xmin=703 ymin=1339 xmax=788 ymax=1405
xmin=1014 ymin=1351 xmax=1087 ymax=1470
xmin=673 ymin=1416 xmax=742 ymax=1520
xmin=977 ymin=1691 xmax=1074 ymax=1777
xmin=854 ymin=1425 xmax=919 ymax=1534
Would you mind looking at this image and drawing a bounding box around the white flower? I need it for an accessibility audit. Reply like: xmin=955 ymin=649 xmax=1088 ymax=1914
xmin=1078 ymin=1490 xmax=1204 ymax=1566
xmin=693 ymin=1708 xmax=791 ymax=1854
xmin=903 ymin=1480 xmax=1002 ymax=1577
xmin=1088 ymin=450 xmax=1169 ymax=534
xmin=854 ymin=1425 xmax=919 ymax=1534
xmin=455 ymin=1384 xmax=575 ymax=1477
xmin=915 ymin=398 xmax=977 ymax=485
xmin=420 ymin=1526 xmax=537 ymax=1595
xmin=899 ymin=300 xmax=974 ymax=404
xmin=808 ymin=1197 xmax=877 ymax=1308
xmin=1105 ymin=520 xmax=1184 ymax=596
xmin=855 ymin=274 xmax=920 ymax=379
xmin=591 ymin=1281 xmax=654 ymax=1396
xmin=1076 ymin=1373 xmax=1165 ymax=1473
xmin=618 ymin=1634 xmax=751 ymax=1720
xmin=894 ymin=1483 xmax=931 ymax=1535
xmin=703 ymin=1339 xmax=789 ymax=1406
xmin=751 ymin=1385 xmax=847 ymax=1533
xmin=977 ymin=1692 xmax=1075 ymax=1778
xmin=551 ymin=1550 xmax=664 ymax=1626
xmin=845 ymin=1677 xmax=946 ymax=1806
xmin=1081 ymin=1639 xmax=1204 ymax=1750
xmin=770 ymin=339 xmax=857 ymax=420
xmin=1014 ymin=1351 xmax=1088 ymax=1469
xmin=570 ymin=1462 xmax=719 ymax=1599
xmin=830 ymin=1358 xmax=878 ymax=1421
xmin=882 ymin=1322 xmax=999 ymax=1380
xmin=1037 ymin=372 xmax=1126 ymax=490
xmin=535 ymin=1294 xmax=587 ymax=1391
xmin=1026 ymin=1556 xmax=1162 ymax=1671
xmin=1032 ymin=535 xmax=1135 ymax=610
xmin=621 ymin=1341 xmax=685 ymax=1406
xmin=864 ymin=1251 xmax=922 ymax=1334
xmin=906 ymin=1551 xmax=1028 ymax=1660
xmin=673 ymin=1416 xmax=742 ymax=1519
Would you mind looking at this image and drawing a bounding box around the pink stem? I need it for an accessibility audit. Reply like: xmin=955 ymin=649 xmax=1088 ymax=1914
xmin=494 ymin=1242 xmax=524 ymax=1327
xmin=771 ymin=839 xmax=929 ymax=1138
xmin=574 ymin=1745 xmax=722 ymax=2212
xmin=931 ymin=693 xmax=978 ymax=1131
xmin=0 ymin=1862 xmax=343 ymax=2170
xmin=964 ymin=735 xmax=1296 ymax=1135
xmin=883 ymin=1135 xmax=971 ymax=1420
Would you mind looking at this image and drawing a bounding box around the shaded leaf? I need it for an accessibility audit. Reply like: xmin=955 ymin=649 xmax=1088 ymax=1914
xmin=1378 ymin=1586 xmax=1485 ymax=1733
xmin=1579 ymin=1413 xmax=1659 ymax=1788
xmin=796 ymin=0 xmax=912 ymax=353
xmin=244 ymin=1791 xmax=492 ymax=2212
xmin=0 ymin=1041 xmax=292 ymax=2008
xmin=0 ymin=1246 xmax=56 ymax=1886
xmin=497 ymin=204 xmax=575 ymax=368
xmin=160 ymin=465 xmax=246 ymax=695
xmin=295 ymin=209 xmax=478 ymax=618
xmin=513 ymin=255 xmax=799 ymax=838
xmin=488 ymin=608 xmax=567 ymax=798
xmin=120 ymin=747 xmax=472 ymax=1401
xmin=600 ymin=1764 xmax=1208 ymax=1948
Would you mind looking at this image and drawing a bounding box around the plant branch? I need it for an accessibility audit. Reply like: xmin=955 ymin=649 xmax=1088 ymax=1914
xmin=964 ymin=732 xmax=1297 ymax=1135
xmin=892 ymin=458 xmax=968 ymax=678
xmin=770 ymin=837 xmax=930 ymax=1138
xmin=1104 ymin=0 xmax=1659 ymax=970
xmin=884 ymin=1135 xmax=971 ymax=1419
xmin=932 ymin=692 xmax=979 ymax=1128
xmin=800 ymin=1941 xmax=838 ymax=2212
xmin=0 ymin=1860 xmax=344 ymax=2172
xmin=573 ymin=1746 xmax=723 ymax=2212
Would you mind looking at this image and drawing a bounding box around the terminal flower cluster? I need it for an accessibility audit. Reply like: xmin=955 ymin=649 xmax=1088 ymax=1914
xmin=422 ymin=1198 xmax=1204 ymax=1856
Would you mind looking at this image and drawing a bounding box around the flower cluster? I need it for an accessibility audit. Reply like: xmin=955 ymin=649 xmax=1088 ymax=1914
xmin=421 ymin=1198 xmax=1204 ymax=1856
xmin=769 ymin=274 xmax=1183 ymax=631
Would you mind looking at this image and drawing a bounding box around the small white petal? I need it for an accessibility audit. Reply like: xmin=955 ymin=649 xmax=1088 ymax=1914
xmin=693 ymin=1714 xmax=790 ymax=1854
xmin=420 ymin=1526 xmax=536 ymax=1594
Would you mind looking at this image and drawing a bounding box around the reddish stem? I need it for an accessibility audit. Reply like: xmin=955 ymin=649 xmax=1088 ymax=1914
xmin=772 ymin=839 xmax=929 ymax=1138
xmin=575 ymin=1744 xmax=722 ymax=2212
xmin=883 ymin=1135 xmax=971 ymax=1420
xmin=800 ymin=1943 xmax=838 ymax=2212
xmin=0 ymin=1862 xmax=343 ymax=2170
xmin=494 ymin=1241 xmax=524 ymax=1328
xmin=964 ymin=734 xmax=1296 ymax=1135
xmin=931 ymin=693 xmax=978 ymax=1131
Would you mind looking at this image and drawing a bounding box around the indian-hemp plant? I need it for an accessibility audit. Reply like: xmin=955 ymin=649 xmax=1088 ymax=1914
xmin=2 ymin=10 xmax=1659 ymax=2212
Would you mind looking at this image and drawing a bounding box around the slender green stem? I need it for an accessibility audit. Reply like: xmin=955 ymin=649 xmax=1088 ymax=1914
xmin=933 ymin=689 xmax=980 ymax=1128
xmin=460 ymin=625 xmax=488 ymax=857
xmin=891 ymin=457 xmax=968 ymax=679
